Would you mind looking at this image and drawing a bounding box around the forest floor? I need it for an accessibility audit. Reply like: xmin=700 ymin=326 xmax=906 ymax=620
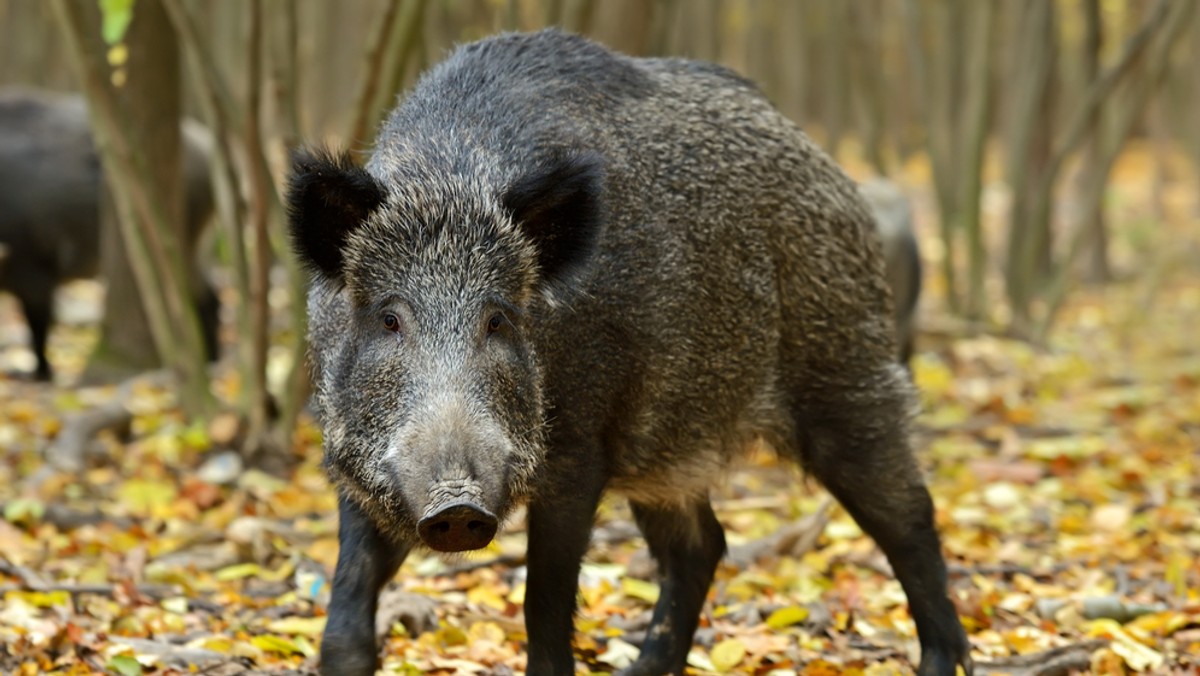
xmin=1 ymin=146 xmax=1198 ymax=675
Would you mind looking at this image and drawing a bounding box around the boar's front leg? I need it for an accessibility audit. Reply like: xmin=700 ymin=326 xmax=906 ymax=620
xmin=320 ymin=494 xmax=411 ymax=676
xmin=524 ymin=459 xmax=607 ymax=676
xmin=619 ymin=499 xmax=727 ymax=676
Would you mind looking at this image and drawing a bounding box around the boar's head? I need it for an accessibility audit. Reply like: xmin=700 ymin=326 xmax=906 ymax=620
xmin=287 ymin=147 xmax=602 ymax=552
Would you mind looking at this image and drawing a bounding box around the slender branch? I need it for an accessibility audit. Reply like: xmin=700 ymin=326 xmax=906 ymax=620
xmin=902 ymin=0 xmax=959 ymax=311
xmin=1003 ymin=0 xmax=1057 ymax=328
xmin=270 ymin=0 xmax=302 ymax=147
xmin=569 ymin=0 xmax=597 ymax=34
xmin=161 ymin=0 xmax=253 ymax=377
xmin=372 ymin=0 xmax=431 ymax=147
xmin=242 ymin=0 xmax=274 ymax=458
xmin=347 ymin=0 xmax=404 ymax=149
xmin=959 ymin=0 xmax=995 ymax=320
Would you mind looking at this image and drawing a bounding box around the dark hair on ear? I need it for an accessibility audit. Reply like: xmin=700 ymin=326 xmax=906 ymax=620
xmin=502 ymin=149 xmax=605 ymax=286
xmin=286 ymin=147 xmax=386 ymax=279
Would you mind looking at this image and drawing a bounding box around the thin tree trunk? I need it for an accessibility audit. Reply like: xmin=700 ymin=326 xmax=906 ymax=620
xmin=959 ymin=1 xmax=995 ymax=321
xmin=89 ymin=0 xmax=185 ymax=382
xmin=272 ymin=0 xmax=313 ymax=460
xmin=847 ymin=0 xmax=888 ymax=175
xmin=346 ymin=0 xmax=403 ymax=151
xmin=1076 ymin=0 xmax=1111 ymax=284
xmin=902 ymin=0 xmax=960 ymax=313
xmin=819 ymin=0 xmax=847 ymax=157
xmin=242 ymin=0 xmax=274 ymax=458
xmin=568 ymin=0 xmax=597 ymax=34
xmin=52 ymin=0 xmax=211 ymax=414
xmin=374 ymin=0 xmax=431 ymax=138
xmin=1004 ymin=0 xmax=1058 ymax=334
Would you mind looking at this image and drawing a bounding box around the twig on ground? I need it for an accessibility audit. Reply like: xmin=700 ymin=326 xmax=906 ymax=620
xmin=0 ymin=557 xmax=49 ymax=588
xmin=109 ymin=636 xmax=232 ymax=668
xmin=0 ymin=558 xmax=179 ymax=599
xmin=975 ymin=639 xmax=1108 ymax=676
xmin=726 ymin=497 xmax=834 ymax=567
xmin=947 ymin=562 xmax=1074 ymax=579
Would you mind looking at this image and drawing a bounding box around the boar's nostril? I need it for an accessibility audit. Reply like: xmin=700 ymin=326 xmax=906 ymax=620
xmin=417 ymin=502 xmax=498 ymax=552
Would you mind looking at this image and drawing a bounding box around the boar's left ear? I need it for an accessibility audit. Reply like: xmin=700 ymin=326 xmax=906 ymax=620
xmin=502 ymin=150 xmax=604 ymax=286
xmin=287 ymin=147 xmax=385 ymax=279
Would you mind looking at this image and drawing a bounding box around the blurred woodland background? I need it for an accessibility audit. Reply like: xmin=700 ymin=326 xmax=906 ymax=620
xmin=1 ymin=2 xmax=1199 ymax=673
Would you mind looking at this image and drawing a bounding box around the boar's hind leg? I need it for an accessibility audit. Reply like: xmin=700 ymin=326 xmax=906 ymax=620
xmin=793 ymin=373 xmax=972 ymax=676
xmin=524 ymin=464 xmax=607 ymax=676
xmin=320 ymin=495 xmax=410 ymax=676
xmin=620 ymin=499 xmax=726 ymax=676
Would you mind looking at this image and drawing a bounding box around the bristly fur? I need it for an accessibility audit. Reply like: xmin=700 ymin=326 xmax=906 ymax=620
xmin=287 ymin=146 xmax=386 ymax=279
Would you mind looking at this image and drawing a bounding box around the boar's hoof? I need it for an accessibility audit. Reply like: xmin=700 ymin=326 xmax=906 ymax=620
xmin=417 ymin=502 xmax=498 ymax=552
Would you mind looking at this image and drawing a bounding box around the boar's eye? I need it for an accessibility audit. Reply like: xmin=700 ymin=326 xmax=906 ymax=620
xmin=383 ymin=313 xmax=402 ymax=334
xmin=486 ymin=312 xmax=506 ymax=336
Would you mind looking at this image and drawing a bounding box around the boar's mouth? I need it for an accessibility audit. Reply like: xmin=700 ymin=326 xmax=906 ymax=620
xmin=416 ymin=478 xmax=499 ymax=552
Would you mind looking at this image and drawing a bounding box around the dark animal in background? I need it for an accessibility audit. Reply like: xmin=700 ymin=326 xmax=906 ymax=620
xmin=290 ymin=30 xmax=971 ymax=676
xmin=0 ymin=87 xmax=219 ymax=380
xmin=860 ymin=178 xmax=924 ymax=365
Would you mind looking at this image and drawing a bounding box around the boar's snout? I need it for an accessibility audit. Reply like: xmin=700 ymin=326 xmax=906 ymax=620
xmin=418 ymin=501 xmax=498 ymax=552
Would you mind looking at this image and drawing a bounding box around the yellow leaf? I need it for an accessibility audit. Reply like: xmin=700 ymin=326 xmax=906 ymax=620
xmin=262 ymin=559 xmax=296 ymax=583
xmin=6 ymin=590 xmax=71 ymax=609
xmin=115 ymin=479 xmax=177 ymax=515
xmin=3 ymin=498 xmax=45 ymax=525
xmin=709 ymin=638 xmax=746 ymax=673
xmin=215 ymin=563 xmax=262 ymax=581
xmin=467 ymin=621 xmax=505 ymax=644
xmin=1086 ymin=619 xmax=1164 ymax=671
xmin=291 ymin=635 xmax=317 ymax=657
xmin=467 ymin=584 xmax=508 ymax=611
xmin=195 ymin=636 xmax=235 ymax=653
xmin=251 ymin=634 xmax=303 ymax=655
xmin=766 ymin=606 xmax=809 ymax=629
xmin=1110 ymin=634 xmax=1164 ymax=671
xmin=265 ymin=616 xmax=327 ymax=636
xmin=620 ymin=578 xmax=660 ymax=604
xmin=435 ymin=625 xmax=468 ymax=647
xmin=507 ymin=581 xmax=526 ymax=605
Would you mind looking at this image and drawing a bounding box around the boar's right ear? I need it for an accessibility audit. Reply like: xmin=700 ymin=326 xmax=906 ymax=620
xmin=287 ymin=148 xmax=385 ymax=279
xmin=502 ymin=150 xmax=604 ymax=287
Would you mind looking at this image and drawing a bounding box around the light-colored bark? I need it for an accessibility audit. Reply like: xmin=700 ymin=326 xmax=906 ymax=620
xmin=52 ymin=0 xmax=211 ymax=414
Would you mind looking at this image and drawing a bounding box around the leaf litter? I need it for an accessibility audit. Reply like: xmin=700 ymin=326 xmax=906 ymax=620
xmin=1 ymin=154 xmax=1199 ymax=674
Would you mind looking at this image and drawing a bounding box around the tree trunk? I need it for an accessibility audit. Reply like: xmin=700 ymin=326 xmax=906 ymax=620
xmin=1076 ymin=0 xmax=1111 ymax=284
xmin=902 ymin=0 xmax=960 ymax=313
xmin=847 ymin=0 xmax=888 ymax=175
xmin=1003 ymin=0 xmax=1058 ymax=333
xmin=818 ymin=0 xmax=848 ymax=157
xmin=958 ymin=1 xmax=995 ymax=321
xmin=86 ymin=0 xmax=186 ymax=383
